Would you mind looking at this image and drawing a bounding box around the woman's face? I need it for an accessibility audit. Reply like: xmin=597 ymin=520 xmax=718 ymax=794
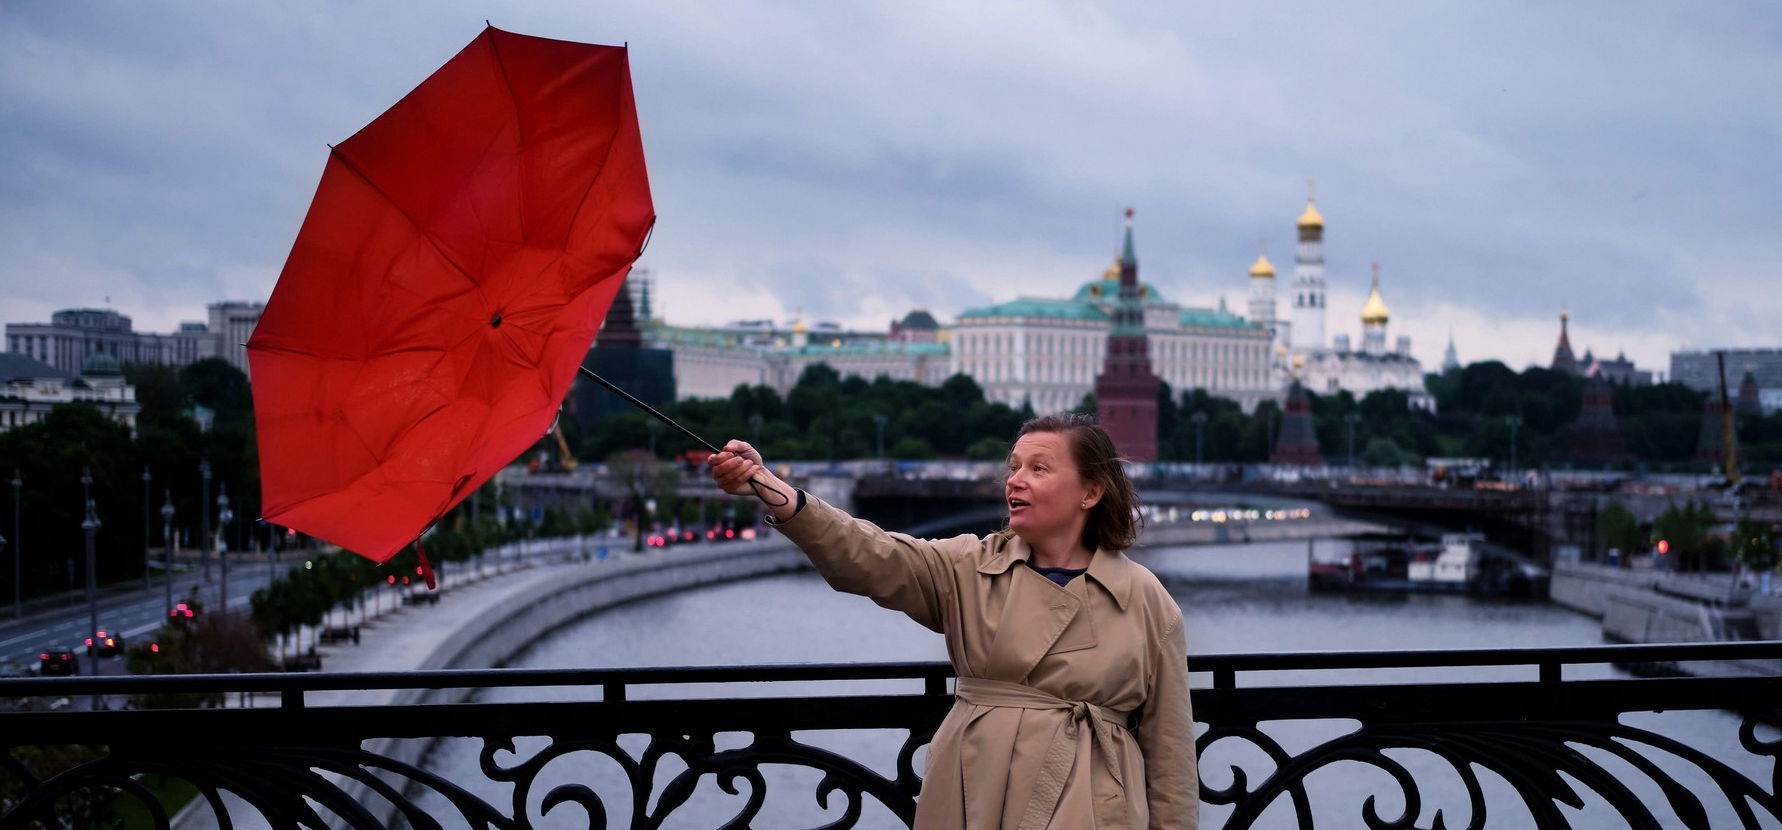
xmin=1005 ymin=431 xmax=1103 ymax=546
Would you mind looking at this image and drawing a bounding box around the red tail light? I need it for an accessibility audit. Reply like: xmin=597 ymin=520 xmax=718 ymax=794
xmin=150 ymin=643 xmax=160 ymax=653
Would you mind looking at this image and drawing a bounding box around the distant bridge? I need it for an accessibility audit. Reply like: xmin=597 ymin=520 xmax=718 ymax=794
xmin=503 ymin=465 xmax=1781 ymax=561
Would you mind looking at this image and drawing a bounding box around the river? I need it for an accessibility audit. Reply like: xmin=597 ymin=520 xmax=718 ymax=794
xmin=411 ymin=539 xmax=1773 ymax=829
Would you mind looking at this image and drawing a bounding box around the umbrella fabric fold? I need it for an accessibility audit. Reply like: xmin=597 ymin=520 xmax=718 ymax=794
xmin=250 ymin=26 xmax=653 ymax=563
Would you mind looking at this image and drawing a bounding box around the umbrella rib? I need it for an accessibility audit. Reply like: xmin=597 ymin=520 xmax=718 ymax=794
xmin=562 ymin=89 xmax=634 ymax=257
xmin=327 ymin=147 xmax=486 ymax=293
xmin=484 ymin=29 xmax=531 ymax=247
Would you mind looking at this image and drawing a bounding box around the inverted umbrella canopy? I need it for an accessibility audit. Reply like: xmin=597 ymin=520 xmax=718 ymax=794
xmin=249 ymin=26 xmax=653 ymax=564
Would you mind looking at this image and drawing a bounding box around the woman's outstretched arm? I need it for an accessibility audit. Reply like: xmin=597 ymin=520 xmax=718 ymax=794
xmin=706 ymin=440 xmax=965 ymax=631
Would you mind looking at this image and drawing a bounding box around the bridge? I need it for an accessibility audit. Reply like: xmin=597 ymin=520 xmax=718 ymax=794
xmin=504 ymin=463 xmax=1782 ymax=563
xmin=2 ymin=644 xmax=1777 ymax=827
xmin=2 ymin=531 xmax=1779 ymax=827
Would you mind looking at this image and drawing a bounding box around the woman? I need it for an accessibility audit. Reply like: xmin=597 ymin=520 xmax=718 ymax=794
xmin=708 ymin=413 xmax=1198 ymax=829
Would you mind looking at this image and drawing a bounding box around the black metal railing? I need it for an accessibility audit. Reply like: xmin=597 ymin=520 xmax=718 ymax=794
xmin=3 ymin=641 xmax=1779 ymax=828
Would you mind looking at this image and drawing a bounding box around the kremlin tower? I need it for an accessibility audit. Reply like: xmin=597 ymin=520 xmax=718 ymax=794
xmin=1095 ymin=209 xmax=1160 ymax=461
xmin=1564 ymin=374 xmax=1631 ymax=465
xmin=1289 ymin=194 xmax=1327 ymax=352
xmin=1551 ymin=312 xmax=1579 ymax=374
xmin=1271 ymin=381 xmax=1324 ymax=465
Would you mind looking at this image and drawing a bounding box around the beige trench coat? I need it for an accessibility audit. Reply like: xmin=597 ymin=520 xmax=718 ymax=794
xmin=773 ymin=493 xmax=1198 ymax=830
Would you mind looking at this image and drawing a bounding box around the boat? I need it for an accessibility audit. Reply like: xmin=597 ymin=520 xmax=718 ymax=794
xmin=1309 ymin=533 xmax=1547 ymax=597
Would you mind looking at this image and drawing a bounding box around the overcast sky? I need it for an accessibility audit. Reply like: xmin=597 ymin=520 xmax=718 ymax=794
xmin=3 ymin=1 xmax=1778 ymax=376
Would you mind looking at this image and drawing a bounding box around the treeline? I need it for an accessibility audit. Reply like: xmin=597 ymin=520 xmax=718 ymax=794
xmin=1596 ymin=499 xmax=1778 ymax=573
xmin=573 ymin=360 xmax=1782 ymax=470
xmin=0 ymin=358 xmax=263 ymax=605
xmin=572 ymin=365 xmax=1034 ymax=462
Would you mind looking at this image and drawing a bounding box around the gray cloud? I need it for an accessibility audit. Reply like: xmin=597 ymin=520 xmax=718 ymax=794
xmin=2 ymin=0 xmax=1777 ymax=374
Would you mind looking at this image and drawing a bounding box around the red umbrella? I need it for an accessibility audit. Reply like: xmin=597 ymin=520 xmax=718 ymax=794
xmin=248 ymin=26 xmax=654 ymax=579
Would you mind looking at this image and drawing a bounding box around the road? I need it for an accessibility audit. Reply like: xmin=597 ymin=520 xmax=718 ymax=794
xmin=0 ymin=535 xmax=607 ymax=675
xmin=0 ymin=554 xmax=299 ymax=674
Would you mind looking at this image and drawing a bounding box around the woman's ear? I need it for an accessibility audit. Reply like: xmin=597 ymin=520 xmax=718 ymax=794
xmin=1080 ymin=482 xmax=1104 ymax=510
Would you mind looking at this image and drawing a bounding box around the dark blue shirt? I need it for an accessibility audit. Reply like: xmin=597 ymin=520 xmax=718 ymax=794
xmin=1025 ymin=559 xmax=1087 ymax=587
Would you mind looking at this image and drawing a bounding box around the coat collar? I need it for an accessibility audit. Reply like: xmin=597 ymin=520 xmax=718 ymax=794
xmin=978 ymin=532 xmax=1135 ymax=611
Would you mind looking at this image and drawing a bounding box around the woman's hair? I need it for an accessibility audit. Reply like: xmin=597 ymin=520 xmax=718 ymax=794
xmin=1006 ymin=412 xmax=1143 ymax=551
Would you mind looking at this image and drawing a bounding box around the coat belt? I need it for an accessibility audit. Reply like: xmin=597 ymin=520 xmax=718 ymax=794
xmin=954 ymin=677 xmax=1131 ymax=830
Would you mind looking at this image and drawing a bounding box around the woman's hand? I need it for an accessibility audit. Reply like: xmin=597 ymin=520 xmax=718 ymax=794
xmin=707 ymin=440 xmax=798 ymax=520
xmin=707 ymin=439 xmax=766 ymax=496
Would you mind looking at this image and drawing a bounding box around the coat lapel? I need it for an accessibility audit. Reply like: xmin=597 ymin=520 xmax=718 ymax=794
xmin=978 ymin=535 xmax=1082 ymax=682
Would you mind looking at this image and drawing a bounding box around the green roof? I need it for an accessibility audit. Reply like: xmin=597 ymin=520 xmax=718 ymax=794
xmin=1070 ymin=278 xmax=1168 ymax=305
xmin=959 ymin=298 xmax=1109 ymax=321
xmin=1179 ymin=307 xmax=1264 ymax=330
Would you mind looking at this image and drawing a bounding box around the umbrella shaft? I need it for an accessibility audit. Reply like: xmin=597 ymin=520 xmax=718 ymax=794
xmin=577 ymin=366 xmax=720 ymax=454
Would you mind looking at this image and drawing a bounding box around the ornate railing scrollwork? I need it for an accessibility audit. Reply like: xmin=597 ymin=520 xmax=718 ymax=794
xmin=0 ymin=642 xmax=1777 ymax=828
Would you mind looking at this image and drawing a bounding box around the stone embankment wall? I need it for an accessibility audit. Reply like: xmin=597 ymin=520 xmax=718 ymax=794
xmin=1551 ymin=560 xmax=1782 ymax=643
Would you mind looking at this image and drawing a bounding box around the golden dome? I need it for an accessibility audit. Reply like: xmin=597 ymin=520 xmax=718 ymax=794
xmin=1102 ymin=262 xmax=1120 ymax=282
xmin=791 ymin=318 xmax=807 ymax=334
xmin=1248 ymin=253 xmax=1275 ymax=278
xmin=1361 ymin=279 xmax=1390 ymax=325
xmin=1297 ymin=200 xmax=1324 ymax=228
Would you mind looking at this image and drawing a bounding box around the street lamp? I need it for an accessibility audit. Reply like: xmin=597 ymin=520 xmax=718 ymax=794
xmin=1344 ymin=413 xmax=1362 ymax=469
xmin=1191 ymin=412 xmax=1208 ymax=466
xmin=141 ymin=466 xmax=152 ymax=590
xmin=9 ymin=469 xmax=19 ymax=619
xmin=872 ymin=413 xmax=888 ymax=460
xmin=161 ymin=489 xmax=175 ymax=614
xmin=1506 ymin=415 xmax=1523 ymax=476
xmin=199 ymin=459 xmax=212 ymax=582
xmin=79 ymin=467 xmax=100 ymax=663
xmin=749 ymin=413 xmax=763 ymax=448
xmin=217 ymin=485 xmax=233 ymax=613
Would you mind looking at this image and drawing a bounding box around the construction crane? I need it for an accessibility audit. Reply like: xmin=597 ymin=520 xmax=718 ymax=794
xmin=1716 ymin=351 xmax=1740 ymax=485
xmin=553 ymin=420 xmax=580 ymax=472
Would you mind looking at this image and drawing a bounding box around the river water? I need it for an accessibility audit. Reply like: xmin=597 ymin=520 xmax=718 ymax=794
xmin=411 ymin=539 xmax=1776 ymax=829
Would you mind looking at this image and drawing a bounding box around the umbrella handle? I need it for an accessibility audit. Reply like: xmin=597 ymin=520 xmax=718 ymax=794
xmin=576 ymin=366 xmax=788 ymax=507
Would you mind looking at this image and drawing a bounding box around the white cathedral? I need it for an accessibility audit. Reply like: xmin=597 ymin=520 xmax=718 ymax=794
xmin=1246 ymin=197 xmax=1433 ymax=409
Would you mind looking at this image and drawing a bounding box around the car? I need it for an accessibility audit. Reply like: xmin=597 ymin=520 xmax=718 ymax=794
xmin=38 ymin=648 xmax=78 ymax=676
xmin=85 ymin=630 xmax=126 ymax=658
xmin=168 ymin=602 xmax=198 ymax=624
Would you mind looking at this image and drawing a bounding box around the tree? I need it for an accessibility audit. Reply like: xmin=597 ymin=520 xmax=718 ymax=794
xmin=1652 ymin=501 xmax=1716 ymax=573
xmin=966 ymin=437 xmax=1009 ymax=461
xmin=1731 ymin=520 xmax=1777 ymax=574
xmin=605 ymin=449 xmax=680 ymax=551
xmin=1361 ymin=437 xmax=1414 ymax=467
xmin=130 ymin=595 xmax=275 ymax=708
xmin=1595 ymin=501 xmax=1644 ymax=564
